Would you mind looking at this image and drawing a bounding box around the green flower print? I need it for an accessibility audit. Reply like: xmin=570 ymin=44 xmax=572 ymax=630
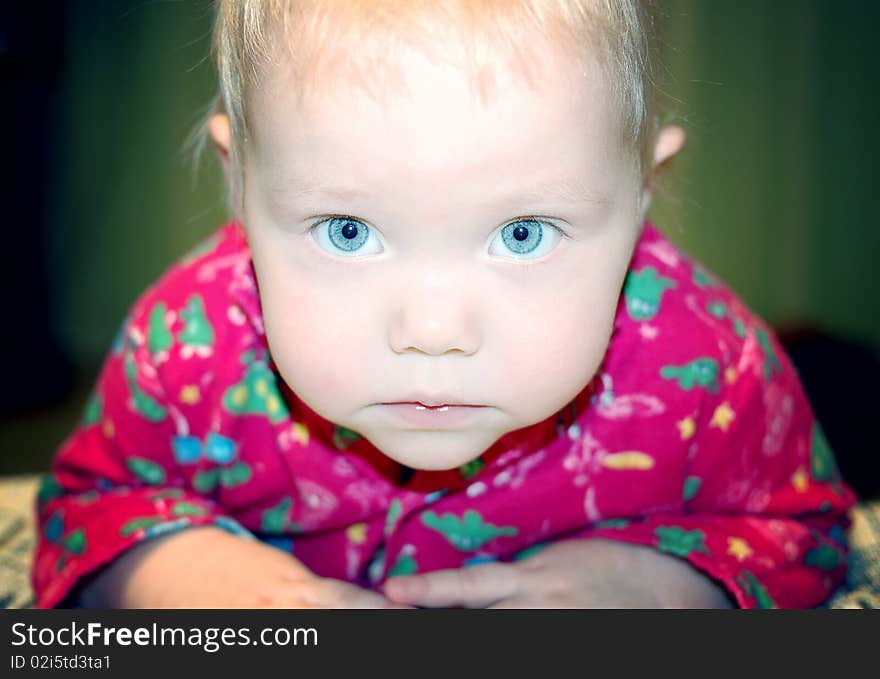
xmin=810 ymin=422 xmax=840 ymax=483
xmin=655 ymin=526 xmax=709 ymax=558
xmin=219 ymin=461 xmax=252 ymax=488
xmin=623 ymin=266 xmax=677 ymax=321
xmin=223 ymin=352 xmax=289 ymax=423
xmin=82 ymin=391 xmax=102 ymax=427
xmin=192 ymin=468 xmax=220 ymax=494
xmin=385 ymin=498 xmax=403 ymax=537
xmin=737 ymin=570 xmax=776 ymax=609
xmin=514 ymin=542 xmax=550 ymax=561
xmin=388 ymin=553 xmax=418 ymax=577
xmin=459 ymin=458 xmax=484 ymax=480
xmin=804 ymin=544 xmax=843 ymax=571
xmin=126 ymin=457 xmax=166 ymax=485
xmin=125 ymin=356 xmax=167 ymax=422
xmin=660 ymin=358 xmax=720 ymax=394
xmin=682 ymin=476 xmax=702 ymax=502
xmin=261 ymin=497 xmax=296 ymax=534
xmin=36 ymin=474 xmax=65 ymax=508
xmin=706 ymin=301 xmax=747 ymax=338
xmin=171 ymin=502 xmax=209 ymax=517
xmin=422 ymin=510 xmax=518 ymax=551
xmin=754 ymin=328 xmax=782 ymax=380
xmin=147 ymin=302 xmax=173 ymax=356
xmin=61 ymin=528 xmax=86 ymax=556
xmin=120 ymin=517 xmax=163 ymax=537
xmin=332 ymin=425 xmax=361 ymax=450
xmin=177 ymin=295 xmax=215 ymax=353
xmin=706 ymin=301 xmax=727 ymax=319
xmin=591 ymin=518 xmax=632 ymax=531
xmin=692 ymin=265 xmax=717 ymax=289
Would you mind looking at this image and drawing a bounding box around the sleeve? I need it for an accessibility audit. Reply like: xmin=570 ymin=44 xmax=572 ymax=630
xmin=571 ymin=325 xmax=858 ymax=609
xmin=31 ymin=311 xmax=254 ymax=609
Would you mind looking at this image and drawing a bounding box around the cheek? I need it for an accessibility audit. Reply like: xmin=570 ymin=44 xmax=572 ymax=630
xmin=257 ymin=272 xmax=377 ymax=413
xmin=494 ymin=281 xmax=618 ymax=416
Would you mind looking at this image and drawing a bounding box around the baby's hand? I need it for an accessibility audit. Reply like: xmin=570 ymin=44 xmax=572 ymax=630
xmin=383 ymin=538 xmax=732 ymax=608
xmin=79 ymin=526 xmax=406 ymax=609
xmin=258 ymin=573 xmax=410 ymax=609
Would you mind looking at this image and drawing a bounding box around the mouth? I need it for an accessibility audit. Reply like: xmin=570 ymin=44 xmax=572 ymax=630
xmin=377 ymin=401 xmax=488 ymax=428
xmin=382 ymin=393 xmax=485 ymax=409
xmin=387 ymin=401 xmax=484 ymax=411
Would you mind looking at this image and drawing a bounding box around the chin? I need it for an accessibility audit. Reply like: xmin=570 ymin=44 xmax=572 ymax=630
xmin=363 ymin=429 xmax=499 ymax=471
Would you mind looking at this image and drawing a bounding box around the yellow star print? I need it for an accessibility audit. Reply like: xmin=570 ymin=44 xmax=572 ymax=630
xmin=230 ymin=385 xmax=247 ymax=407
xmin=601 ymin=451 xmax=655 ymax=470
xmin=290 ymin=422 xmax=310 ymax=446
xmin=346 ymin=523 xmax=367 ymax=544
xmin=676 ymin=416 xmax=696 ymax=441
xmin=725 ymin=367 xmax=738 ymax=385
xmin=266 ymin=395 xmax=281 ymax=417
xmin=790 ymin=467 xmax=809 ymax=492
xmin=727 ymin=537 xmax=753 ymax=562
xmin=180 ymin=384 xmax=201 ymax=405
xmin=710 ymin=402 xmax=735 ymax=432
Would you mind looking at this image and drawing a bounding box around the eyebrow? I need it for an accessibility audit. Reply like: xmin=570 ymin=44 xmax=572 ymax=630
xmin=267 ymin=175 xmax=610 ymax=207
xmin=271 ymin=182 xmax=369 ymax=203
xmin=513 ymin=178 xmax=611 ymax=205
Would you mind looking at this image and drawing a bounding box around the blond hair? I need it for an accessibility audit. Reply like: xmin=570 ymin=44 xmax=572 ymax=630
xmin=198 ymin=0 xmax=662 ymax=187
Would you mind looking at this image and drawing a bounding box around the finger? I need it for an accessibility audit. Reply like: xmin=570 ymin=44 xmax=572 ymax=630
xmin=488 ymin=596 xmax=571 ymax=609
xmin=306 ymin=578 xmax=405 ymax=609
xmin=487 ymin=598 xmax=529 ymax=609
xmin=332 ymin=582 xmax=404 ymax=609
xmin=384 ymin=563 xmax=519 ymax=608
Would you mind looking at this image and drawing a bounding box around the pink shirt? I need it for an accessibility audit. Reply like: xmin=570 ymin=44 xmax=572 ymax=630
xmin=33 ymin=221 xmax=856 ymax=608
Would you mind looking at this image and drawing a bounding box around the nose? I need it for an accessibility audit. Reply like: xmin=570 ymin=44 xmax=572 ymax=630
xmin=387 ymin=266 xmax=481 ymax=356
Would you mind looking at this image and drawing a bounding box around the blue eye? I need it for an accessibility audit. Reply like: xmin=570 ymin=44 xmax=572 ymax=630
xmin=311 ymin=216 xmax=382 ymax=256
xmin=489 ymin=219 xmax=562 ymax=259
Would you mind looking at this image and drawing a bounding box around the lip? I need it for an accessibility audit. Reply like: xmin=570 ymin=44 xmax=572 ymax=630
xmin=384 ymin=394 xmax=483 ymax=408
xmin=377 ymin=402 xmax=488 ymax=429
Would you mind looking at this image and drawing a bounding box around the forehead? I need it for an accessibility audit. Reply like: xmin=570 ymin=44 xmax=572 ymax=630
xmin=251 ymin=0 xmax=604 ymax=102
xmin=247 ymin=38 xmax=626 ymax=193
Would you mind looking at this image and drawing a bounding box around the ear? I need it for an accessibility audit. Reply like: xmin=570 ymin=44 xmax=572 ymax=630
xmin=208 ymin=113 xmax=243 ymax=218
xmin=640 ymin=125 xmax=686 ymax=217
xmin=208 ymin=113 xmax=232 ymax=174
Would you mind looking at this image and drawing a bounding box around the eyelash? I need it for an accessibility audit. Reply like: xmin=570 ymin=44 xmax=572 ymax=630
xmin=493 ymin=217 xmax=569 ymax=263
xmin=306 ymin=214 xmax=570 ymax=258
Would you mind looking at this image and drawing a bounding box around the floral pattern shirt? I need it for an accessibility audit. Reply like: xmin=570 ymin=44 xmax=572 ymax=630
xmin=32 ymin=221 xmax=856 ymax=608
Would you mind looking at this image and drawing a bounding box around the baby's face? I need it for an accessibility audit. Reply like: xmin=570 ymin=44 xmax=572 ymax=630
xmin=240 ymin=42 xmax=644 ymax=470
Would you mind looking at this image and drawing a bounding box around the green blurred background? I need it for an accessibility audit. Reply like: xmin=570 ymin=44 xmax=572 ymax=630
xmin=2 ymin=1 xmax=878 ymax=494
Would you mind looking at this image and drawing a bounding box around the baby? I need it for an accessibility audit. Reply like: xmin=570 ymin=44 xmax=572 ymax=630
xmin=33 ymin=0 xmax=855 ymax=608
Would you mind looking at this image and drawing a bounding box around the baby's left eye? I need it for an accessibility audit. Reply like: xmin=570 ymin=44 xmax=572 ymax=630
xmin=310 ymin=216 xmax=383 ymax=257
xmin=488 ymin=219 xmax=562 ymax=259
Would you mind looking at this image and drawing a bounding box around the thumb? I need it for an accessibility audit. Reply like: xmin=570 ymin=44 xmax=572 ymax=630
xmin=385 ymin=563 xmax=519 ymax=608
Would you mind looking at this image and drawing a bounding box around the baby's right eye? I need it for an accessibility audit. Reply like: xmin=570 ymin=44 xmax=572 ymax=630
xmin=310 ymin=216 xmax=383 ymax=257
